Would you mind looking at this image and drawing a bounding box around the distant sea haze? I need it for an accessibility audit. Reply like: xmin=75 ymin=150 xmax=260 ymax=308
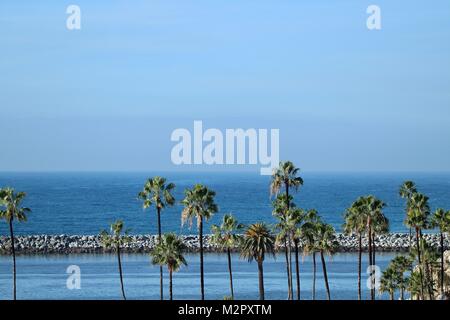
xmin=0 ymin=172 xmax=449 ymax=235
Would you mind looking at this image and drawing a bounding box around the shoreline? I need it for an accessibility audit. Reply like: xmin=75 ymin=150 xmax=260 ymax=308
xmin=1 ymin=233 xmax=449 ymax=255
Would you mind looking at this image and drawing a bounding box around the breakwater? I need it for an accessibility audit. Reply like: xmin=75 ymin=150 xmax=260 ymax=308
xmin=1 ymin=233 xmax=449 ymax=255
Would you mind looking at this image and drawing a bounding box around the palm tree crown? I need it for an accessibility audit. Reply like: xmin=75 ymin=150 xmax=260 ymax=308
xmin=0 ymin=188 xmax=31 ymax=223
xmin=151 ymin=233 xmax=187 ymax=273
xmin=181 ymin=184 xmax=218 ymax=228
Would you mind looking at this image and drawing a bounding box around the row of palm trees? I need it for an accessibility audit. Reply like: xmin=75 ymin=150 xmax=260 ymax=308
xmin=1 ymin=163 xmax=449 ymax=300
xmin=101 ymin=162 xmax=339 ymax=300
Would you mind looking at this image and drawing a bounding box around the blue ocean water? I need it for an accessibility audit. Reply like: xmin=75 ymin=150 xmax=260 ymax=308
xmin=0 ymin=252 xmax=397 ymax=300
xmin=0 ymin=172 xmax=450 ymax=235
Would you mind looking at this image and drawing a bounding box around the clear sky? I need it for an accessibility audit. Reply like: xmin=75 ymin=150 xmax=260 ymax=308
xmin=1 ymin=0 xmax=449 ymax=172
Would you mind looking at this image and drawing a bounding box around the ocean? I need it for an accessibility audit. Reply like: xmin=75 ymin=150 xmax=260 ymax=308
xmin=1 ymin=172 xmax=448 ymax=300
xmin=0 ymin=252 xmax=397 ymax=300
xmin=0 ymin=172 xmax=449 ymax=235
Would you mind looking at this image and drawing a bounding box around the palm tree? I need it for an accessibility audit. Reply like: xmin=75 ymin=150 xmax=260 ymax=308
xmin=356 ymin=195 xmax=387 ymax=300
xmin=405 ymin=192 xmax=430 ymax=299
xmin=379 ymin=267 xmax=399 ymax=300
xmin=399 ymin=181 xmax=418 ymax=248
xmin=431 ymin=208 xmax=450 ymax=298
xmin=270 ymin=161 xmax=303 ymax=300
xmin=407 ymin=270 xmax=423 ymax=300
xmin=151 ymin=233 xmax=187 ymax=300
xmin=100 ymin=220 xmax=131 ymax=300
xmin=391 ymin=255 xmax=413 ymax=300
xmin=181 ymin=184 xmax=218 ymax=300
xmin=211 ymin=214 xmax=244 ymax=299
xmin=315 ymin=222 xmax=336 ymax=300
xmin=0 ymin=188 xmax=31 ymax=300
xmin=240 ymin=223 xmax=275 ymax=300
xmin=273 ymin=194 xmax=298 ymax=300
xmin=299 ymin=209 xmax=321 ymax=300
xmin=419 ymin=238 xmax=439 ymax=300
xmin=343 ymin=201 xmax=367 ymax=300
xmin=138 ymin=176 xmax=175 ymax=300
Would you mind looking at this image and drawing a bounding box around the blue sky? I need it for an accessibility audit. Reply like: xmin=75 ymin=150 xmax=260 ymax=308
xmin=0 ymin=0 xmax=449 ymax=172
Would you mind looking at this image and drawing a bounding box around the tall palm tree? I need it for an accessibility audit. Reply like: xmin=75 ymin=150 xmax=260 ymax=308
xmin=431 ymin=208 xmax=450 ymax=298
xmin=379 ymin=266 xmax=399 ymax=300
xmin=0 ymin=188 xmax=31 ymax=300
xmin=100 ymin=220 xmax=131 ymax=300
xmin=240 ymin=223 xmax=275 ymax=300
xmin=151 ymin=233 xmax=187 ymax=300
xmin=356 ymin=195 xmax=387 ymax=300
xmin=399 ymin=181 xmax=417 ymax=248
xmin=405 ymin=192 xmax=430 ymax=299
xmin=391 ymin=255 xmax=413 ymax=300
xmin=273 ymin=194 xmax=297 ymax=300
xmin=181 ymin=184 xmax=218 ymax=300
xmin=211 ymin=214 xmax=244 ymax=299
xmin=138 ymin=176 xmax=175 ymax=300
xmin=315 ymin=222 xmax=336 ymax=300
xmin=299 ymin=209 xmax=321 ymax=300
xmin=270 ymin=161 xmax=303 ymax=300
xmin=343 ymin=201 xmax=367 ymax=300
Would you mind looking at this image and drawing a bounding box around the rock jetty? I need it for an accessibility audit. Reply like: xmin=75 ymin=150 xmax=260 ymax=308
xmin=0 ymin=233 xmax=448 ymax=255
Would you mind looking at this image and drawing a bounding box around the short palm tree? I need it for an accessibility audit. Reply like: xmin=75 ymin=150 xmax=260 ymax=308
xmin=431 ymin=208 xmax=450 ymax=298
xmin=407 ymin=270 xmax=423 ymax=300
xmin=343 ymin=201 xmax=367 ymax=300
xmin=299 ymin=209 xmax=321 ymax=300
xmin=0 ymin=188 xmax=31 ymax=300
xmin=151 ymin=233 xmax=187 ymax=300
xmin=315 ymin=222 xmax=336 ymax=300
xmin=181 ymin=184 xmax=218 ymax=300
xmin=211 ymin=214 xmax=244 ymax=299
xmin=240 ymin=223 xmax=275 ymax=300
xmin=138 ymin=176 xmax=176 ymax=300
xmin=379 ymin=266 xmax=399 ymax=300
xmin=100 ymin=220 xmax=131 ymax=300
xmin=270 ymin=161 xmax=303 ymax=300
xmin=391 ymin=255 xmax=413 ymax=300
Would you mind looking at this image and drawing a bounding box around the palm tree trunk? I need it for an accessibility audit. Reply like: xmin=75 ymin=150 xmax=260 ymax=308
xmin=117 ymin=245 xmax=126 ymax=300
xmin=294 ymin=239 xmax=300 ymax=300
xmin=284 ymin=237 xmax=292 ymax=300
xmin=390 ymin=292 xmax=394 ymax=301
xmin=425 ymin=262 xmax=434 ymax=300
xmin=320 ymin=250 xmax=331 ymax=300
xmin=258 ymin=259 xmax=265 ymax=300
xmin=400 ymin=280 xmax=404 ymax=300
xmin=358 ymin=233 xmax=362 ymax=301
xmin=312 ymin=252 xmax=316 ymax=300
xmin=415 ymin=228 xmax=425 ymax=300
xmin=169 ymin=268 xmax=173 ymax=301
xmin=227 ymin=248 xmax=234 ymax=299
xmin=372 ymin=233 xmax=376 ymax=300
xmin=287 ymin=235 xmax=293 ymax=299
xmin=440 ymin=232 xmax=444 ymax=298
xmin=409 ymin=227 xmax=412 ymax=250
xmin=368 ymin=224 xmax=374 ymax=300
xmin=9 ymin=219 xmax=17 ymax=300
xmin=157 ymin=207 xmax=164 ymax=300
xmin=199 ymin=217 xmax=205 ymax=300
xmin=284 ymin=182 xmax=293 ymax=300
